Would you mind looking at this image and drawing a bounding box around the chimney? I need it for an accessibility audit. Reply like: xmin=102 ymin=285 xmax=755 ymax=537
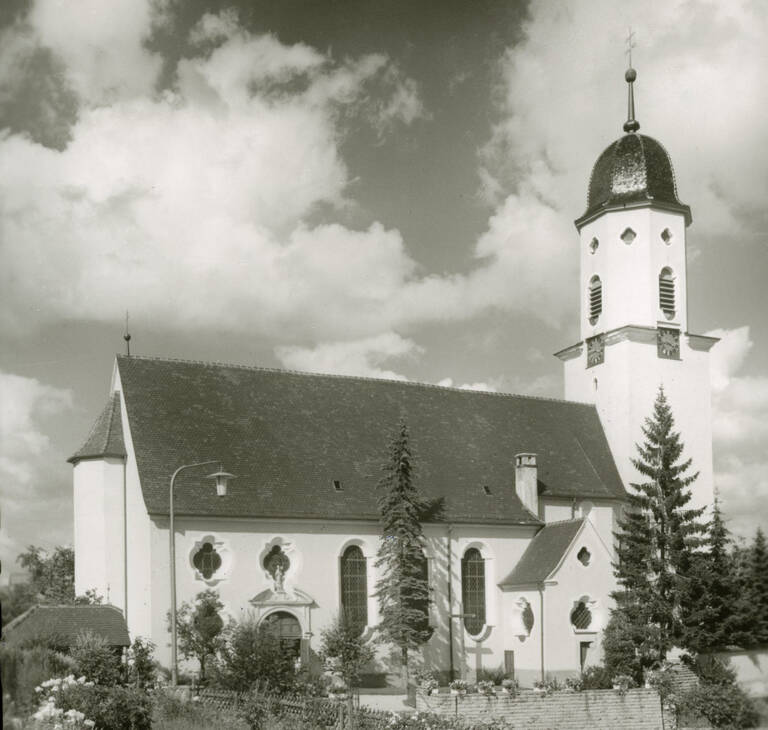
xmin=515 ymin=453 xmax=538 ymax=516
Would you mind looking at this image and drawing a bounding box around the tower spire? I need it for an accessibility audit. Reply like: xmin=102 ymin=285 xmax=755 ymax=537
xmin=623 ymin=28 xmax=640 ymax=133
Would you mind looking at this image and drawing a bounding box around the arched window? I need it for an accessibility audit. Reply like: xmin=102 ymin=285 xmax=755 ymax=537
xmin=659 ymin=268 xmax=675 ymax=320
xmin=262 ymin=611 xmax=302 ymax=658
xmin=340 ymin=545 xmax=368 ymax=634
xmin=414 ymin=552 xmax=430 ymax=635
xmin=461 ymin=548 xmax=486 ymax=635
xmin=588 ymin=276 xmax=602 ymax=325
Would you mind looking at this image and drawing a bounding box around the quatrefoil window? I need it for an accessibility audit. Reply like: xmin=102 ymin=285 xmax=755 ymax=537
xmin=621 ymin=228 xmax=636 ymax=245
xmin=193 ymin=542 xmax=222 ymax=580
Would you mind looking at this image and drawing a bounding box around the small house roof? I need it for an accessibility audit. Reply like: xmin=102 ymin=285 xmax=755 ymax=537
xmin=2 ymin=604 xmax=130 ymax=648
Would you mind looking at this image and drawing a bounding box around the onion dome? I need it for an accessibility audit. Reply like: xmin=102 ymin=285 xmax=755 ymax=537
xmin=575 ymin=68 xmax=691 ymax=229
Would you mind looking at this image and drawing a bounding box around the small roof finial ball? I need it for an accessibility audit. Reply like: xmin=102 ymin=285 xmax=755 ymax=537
xmin=625 ymin=68 xmax=637 ymax=83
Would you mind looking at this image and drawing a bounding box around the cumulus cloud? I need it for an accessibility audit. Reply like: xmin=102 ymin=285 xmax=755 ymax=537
xmin=0 ymin=372 xmax=73 ymax=565
xmin=481 ymin=0 xmax=767 ymax=305
xmin=708 ymin=327 xmax=768 ymax=538
xmin=275 ymin=332 xmax=420 ymax=381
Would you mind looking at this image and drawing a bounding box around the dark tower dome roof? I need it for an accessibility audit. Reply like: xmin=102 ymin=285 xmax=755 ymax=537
xmin=575 ymin=67 xmax=691 ymax=229
xmin=575 ymin=133 xmax=691 ymax=229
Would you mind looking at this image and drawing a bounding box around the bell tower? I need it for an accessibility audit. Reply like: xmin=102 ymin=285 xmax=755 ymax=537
xmin=555 ymin=66 xmax=717 ymax=511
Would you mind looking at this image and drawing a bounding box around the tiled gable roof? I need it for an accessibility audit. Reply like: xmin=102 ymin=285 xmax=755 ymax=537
xmin=68 ymin=392 xmax=126 ymax=463
xmin=114 ymin=355 xmax=625 ymax=524
xmin=2 ymin=605 xmax=130 ymax=647
xmin=499 ymin=519 xmax=584 ymax=586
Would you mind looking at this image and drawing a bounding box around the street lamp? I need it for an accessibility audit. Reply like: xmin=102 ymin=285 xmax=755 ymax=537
xmin=169 ymin=461 xmax=234 ymax=686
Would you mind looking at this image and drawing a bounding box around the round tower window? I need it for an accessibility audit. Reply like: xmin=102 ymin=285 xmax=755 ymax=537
xmin=589 ymin=237 xmax=599 ymax=254
xmin=661 ymin=228 xmax=673 ymax=245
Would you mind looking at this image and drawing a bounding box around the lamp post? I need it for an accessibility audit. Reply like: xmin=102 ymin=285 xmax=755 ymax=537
xmin=169 ymin=461 xmax=234 ymax=686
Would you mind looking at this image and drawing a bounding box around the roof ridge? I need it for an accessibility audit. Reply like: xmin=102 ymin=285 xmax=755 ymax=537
xmin=542 ymin=517 xmax=584 ymax=528
xmin=101 ymin=393 xmax=117 ymax=452
xmin=116 ymin=354 xmax=586 ymax=406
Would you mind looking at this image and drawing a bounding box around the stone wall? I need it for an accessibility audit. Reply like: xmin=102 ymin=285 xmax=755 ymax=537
xmin=416 ymin=688 xmax=668 ymax=730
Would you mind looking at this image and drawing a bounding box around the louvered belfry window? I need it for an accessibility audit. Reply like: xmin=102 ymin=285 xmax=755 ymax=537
xmin=659 ymin=268 xmax=675 ymax=319
xmin=461 ymin=548 xmax=486 ymax=635
xmin=340 ymin=545 xmax=368 ymax=634
xmin=588 ymin=276 xmax=602 ymax=325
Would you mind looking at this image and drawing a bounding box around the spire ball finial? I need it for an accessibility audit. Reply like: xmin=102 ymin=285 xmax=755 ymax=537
xmin=625 ymin=67 xmax=637 ymax=83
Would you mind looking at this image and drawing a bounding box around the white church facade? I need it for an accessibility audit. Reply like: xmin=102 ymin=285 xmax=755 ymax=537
xmin=69 ymin=69 xmax=715 ymax=687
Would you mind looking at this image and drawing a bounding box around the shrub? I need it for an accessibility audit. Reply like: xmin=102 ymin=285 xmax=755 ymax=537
xmin=34 ymin=675 xmax=152 ymax=730
xmin=214 ymin=615 xmax=297 ymax=693
xmin=319 ymin=614 xmax=375 ymax=691
xmin=476 ymin=680 xmax=495 ymax=695
xmin=0 ymin=645 xmax=74 ymax=714
xmin=476 ymin=665 xmax=507 ymax=685
xmin=579 ymin=665 xmax=613 ymax=690
xmin=71 ymin=631 xmax=123 ymax=686
xmin=126 ymin=637 xmax=157 ymax=689
xmin=676 ymin=682 xmax=759 ymax=729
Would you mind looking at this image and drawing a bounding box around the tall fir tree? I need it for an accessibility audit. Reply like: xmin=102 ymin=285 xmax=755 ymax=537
xmin=374 ymin=419 xmax=432 ymax=688
xmin=745 ymin=527 xmax=768 ymax=644
xmin=679 ymin=495 xmax=749 ymax=652
xmin=613 ymin=387 xmax=706 ymax=668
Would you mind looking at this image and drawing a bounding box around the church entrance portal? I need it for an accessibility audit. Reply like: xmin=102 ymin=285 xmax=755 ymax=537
xmin=261 ymin=611 xmax=302 ymax=658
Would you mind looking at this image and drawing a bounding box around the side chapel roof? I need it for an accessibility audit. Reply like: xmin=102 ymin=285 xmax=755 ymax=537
xmin=94 ymin=356 xmax=625 ymax=525
xmin=498 ymin=518 xmax=585 ymax=586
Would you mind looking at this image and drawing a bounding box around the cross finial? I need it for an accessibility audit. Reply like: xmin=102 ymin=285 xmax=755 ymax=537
xmin=625 ymin=27 xmax=636 ymax=68
xmin=123 ymin=311 xmax=132 ymax=356
xmin=623 ymin=28 xmax=640 ymax=134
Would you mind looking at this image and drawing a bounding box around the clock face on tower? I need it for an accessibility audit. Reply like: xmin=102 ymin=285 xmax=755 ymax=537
xmin=586 ymin=335 xmax=605 ymax=368
xmin=657 ymin=327 xmax=680 ymax=360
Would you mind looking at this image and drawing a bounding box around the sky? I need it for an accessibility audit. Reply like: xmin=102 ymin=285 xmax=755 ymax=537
xmin=1 ymin=0 xmax=766 ymax=578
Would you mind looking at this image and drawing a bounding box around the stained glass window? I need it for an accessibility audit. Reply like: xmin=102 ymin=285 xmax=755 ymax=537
xmin=461 ymin=548 xmax=485 ymax=636
xmin=192 ymin=542 xmax=221 ymax=580
xmin=340 ymin=545 xmax=368 ymax=635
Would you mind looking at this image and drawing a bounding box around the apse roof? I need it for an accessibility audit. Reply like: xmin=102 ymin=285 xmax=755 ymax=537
xmin=98 ymin=355 xmax=626 ymax=525
xmin=68 ymin=392 xmax=125 ymax=463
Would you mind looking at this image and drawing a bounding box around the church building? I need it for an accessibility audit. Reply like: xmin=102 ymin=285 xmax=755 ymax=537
xmin=68 ymin=68 xmax=715 ymax=686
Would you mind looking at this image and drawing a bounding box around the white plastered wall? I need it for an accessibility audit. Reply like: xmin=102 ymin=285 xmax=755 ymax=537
xmin=563 ymin=334 xmax=714 ymax=512
xmin=73 ymin=456 xmax=125 ymax=610
xmin=145 ymin=516 xmax=537 ymax=681
xmin=541 ymin=520 xmax=614 ymax=679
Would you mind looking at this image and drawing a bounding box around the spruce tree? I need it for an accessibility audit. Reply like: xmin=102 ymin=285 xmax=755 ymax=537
xmin=745 ymin=527 xmax=768 ymax=643
xmin=613 ymin=387 xmax=705 ymax=666
xmin=679 ymin=495 xmax=746 ymax=652
xmin=374 ymin=419 xmax=432 ymax=689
